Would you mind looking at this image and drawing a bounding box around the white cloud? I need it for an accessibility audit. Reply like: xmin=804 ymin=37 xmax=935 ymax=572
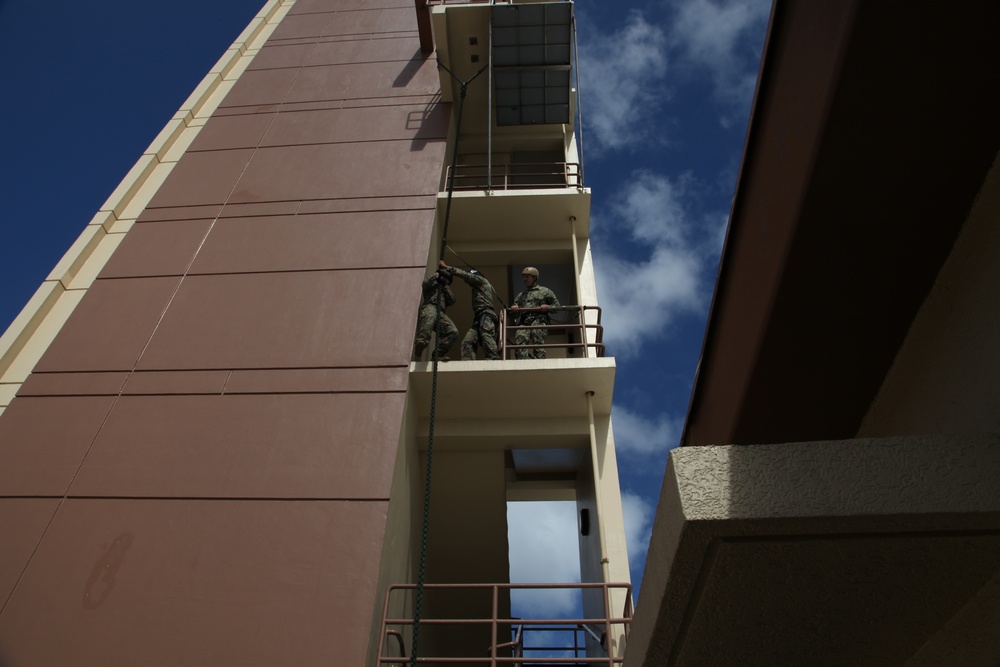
xmin=669 ymin=0 xmax=770 ymax=122
xmin=612 ymin=404 xmax=682 ymax=457
xmin=594 ymin=170 xmax=725 ymax=356
xmin=577 ymin=0 xmax=768 ymax=148
xmin=505 ymin=493 xmax=658 ymax=617
xmin=507 ymin=501 xmax=581 ymax=618
xmin=621 ymin=490 xmax=655 ymax=570
xmin=579 ymin=12 xmax=669 ymax=152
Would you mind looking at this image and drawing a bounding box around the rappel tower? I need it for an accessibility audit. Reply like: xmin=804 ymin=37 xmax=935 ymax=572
xmin=0 ymin=0 xmax=631 ymax=665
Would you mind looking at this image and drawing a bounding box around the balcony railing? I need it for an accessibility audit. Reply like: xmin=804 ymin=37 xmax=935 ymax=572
xmin=500 ymin=306 xmax=605 ymax=359
xmin=377 ymin=582 xmax=633 ymax=666
xmin=446 ymin=163 xmax=582 ymax=192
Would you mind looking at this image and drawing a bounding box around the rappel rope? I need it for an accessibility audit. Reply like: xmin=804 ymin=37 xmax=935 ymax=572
xmin=410 ymin=57 xmax=488 ymax=667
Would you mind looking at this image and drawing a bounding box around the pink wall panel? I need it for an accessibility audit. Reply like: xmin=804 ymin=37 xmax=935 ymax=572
xmin=137 ymin=204 xmax=223 ymax=222
xmin=34 ymin=277 xmax=182 ymax=372
xmin=268 ymin=11 xmax=337 ymax=41
xmin=284 ymin=59 xmax=440 ymax=102
xmin=225 ymin=366 xmax=407 ymax=393
xmin=99 ymin=218 xmax=213 ymax=278
xmin=289 ymin=0 xmax=415 ymax=14
xmin=186 ymin=113 xmax=275 ymax=151
xmin=135 ymin=268 xmax=423 ymax=370
xmin=0 ymin=499 xmax=387 ymax=666
xmin=69 ymin=393 xmax=403 ymax=499
xmin=306 ymin=35 xmax=425 ymax=66
xmin=188 ymin=210 xmax=434 ymax=274
xmin=120 ymin=370 xmax=230 ymax=395
xmin=18 ymin=372 xmax=129 ymax=396
xmin=229 ymin=141 xmax=444 ymax=202
xmin=322 ymin=7 xmax=417 ymax=36
xmin=217 ymin=67 xmax=299 ymax=108
xmin=259 ymin=102 xmax=448 ymax=146
xmin=0 ymin=396 xmax=116 ymax=496
xmin=145 ymin=149 xmax=255 ymax=208
xmin=0 ymin=499 xmax=61 ymax=606
xmin=335 ymin=0 xmax=415 ymax=10
xmin=246 ymin=42 xmax=314 ymax=71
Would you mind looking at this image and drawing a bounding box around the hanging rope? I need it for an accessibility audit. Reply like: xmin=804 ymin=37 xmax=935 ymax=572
xmin=410 ymin=57 xmax=488 ymax=667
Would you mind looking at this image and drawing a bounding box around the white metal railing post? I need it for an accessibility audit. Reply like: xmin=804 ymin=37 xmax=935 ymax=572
xmin=491 ymin=584 xmax=499 ymax=667
xmin=570 ymin=217 xmax=587 ymax=357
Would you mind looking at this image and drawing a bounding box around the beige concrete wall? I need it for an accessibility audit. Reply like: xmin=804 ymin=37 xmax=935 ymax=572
xmin=626 ymin=434 xmax=1000 ymax=666
xmin=368 ymin=390 xmax=421 ymax=664
xmin=421 ymin=449 xmax=511 ymax=659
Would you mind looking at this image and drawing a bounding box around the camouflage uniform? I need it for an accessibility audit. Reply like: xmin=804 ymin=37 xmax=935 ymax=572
xmin=413 ymin=273 xmax=458 ymax=358
xmin=512 ymin=284 xmax=560 ymax=359
xmin=451 ymin=268 xmax=500 ymax=361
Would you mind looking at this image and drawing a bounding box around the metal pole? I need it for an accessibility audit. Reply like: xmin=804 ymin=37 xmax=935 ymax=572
xmin=586 ymin=391 xmax=610 ymax=585
xmin=570 ymin=216 xmax=586 ymax=355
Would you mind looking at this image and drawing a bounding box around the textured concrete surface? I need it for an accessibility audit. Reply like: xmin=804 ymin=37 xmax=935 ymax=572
xmin=627 ymin=435 xmax=1000 ymax=667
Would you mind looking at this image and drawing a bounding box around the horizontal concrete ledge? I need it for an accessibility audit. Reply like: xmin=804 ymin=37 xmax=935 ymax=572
xmin=626 ymin=434 xmax=1000 ymax=667
xmin=408 ymin=357 xmax=615 ymax=420
xmin=673 ymin=434 xmax=1000 ymax=522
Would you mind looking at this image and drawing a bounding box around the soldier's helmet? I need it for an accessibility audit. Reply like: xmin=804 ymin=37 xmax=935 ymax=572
xmin=521 ymin=267 xmax=540 ymax=278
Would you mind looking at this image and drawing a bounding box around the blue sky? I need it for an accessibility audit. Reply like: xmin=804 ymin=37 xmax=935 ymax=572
xmin=0 ymin=0 xmax=769 ymax=599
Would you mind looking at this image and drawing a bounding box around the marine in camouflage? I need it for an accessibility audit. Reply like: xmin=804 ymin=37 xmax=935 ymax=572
xmin=413 ymin=271 xmax=458 ymax=359
xmin=512 ymin=284 xmax=560 ymax=359
xmin=449 ymin=265 xmax=500 ymax=361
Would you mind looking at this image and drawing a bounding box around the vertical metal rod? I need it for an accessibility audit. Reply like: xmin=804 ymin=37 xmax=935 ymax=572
xmin=586 ymin=391 xmax=611 ymax=586
xmin=604 ymin=582 xmax=613 ymax=665
xmin=491 ymin=585 xmax=499 ymax=667
xmin=570 ymin=217 xmax=585 ymax=356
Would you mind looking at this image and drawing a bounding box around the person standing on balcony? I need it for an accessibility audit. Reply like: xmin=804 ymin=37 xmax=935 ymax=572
xmin=511 ymin=266 xmax=560 ymax=360
xmin=439 ymin=260 xmax=500 ymax=361
xmin=413 ymin=266 xmax=458 ymax=361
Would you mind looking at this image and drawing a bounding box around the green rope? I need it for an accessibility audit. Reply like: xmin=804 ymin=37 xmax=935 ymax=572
xmin=409 ymin=58 xmax=488 ymax=667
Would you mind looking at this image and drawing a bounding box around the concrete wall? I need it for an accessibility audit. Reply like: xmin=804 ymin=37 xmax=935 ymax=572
xmin=0 ymin=1 xmax=449 ymax=664
xmin=421 ymin=449 xmax=511 ymax=659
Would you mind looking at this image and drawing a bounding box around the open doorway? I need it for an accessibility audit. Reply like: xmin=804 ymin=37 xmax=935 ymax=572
xmin=507 ymin=500 xmax=591 ymax=659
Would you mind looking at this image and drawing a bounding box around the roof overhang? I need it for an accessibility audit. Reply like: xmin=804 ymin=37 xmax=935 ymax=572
xmin=681 ymin=0 xmax=1000 ymax=448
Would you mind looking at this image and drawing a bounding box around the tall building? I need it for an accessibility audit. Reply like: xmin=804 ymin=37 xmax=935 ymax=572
xmin=0 ymin=0 xmax=631 ymax=665
xmin=625 ymin=1 xmax=1000 ymax=665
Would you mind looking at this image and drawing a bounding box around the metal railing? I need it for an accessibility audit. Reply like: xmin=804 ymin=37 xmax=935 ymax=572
xmin=500 ymin=306 xmax=605 ymax=359
xmin=446 ymin=163 xmax=582 ymax=191
xmin=377 ymin=582 xmax=633 ymax=666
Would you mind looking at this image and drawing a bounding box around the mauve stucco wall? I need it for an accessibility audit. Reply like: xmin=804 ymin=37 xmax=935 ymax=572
xmin=0 ymin=0 xmax=448 ymax=664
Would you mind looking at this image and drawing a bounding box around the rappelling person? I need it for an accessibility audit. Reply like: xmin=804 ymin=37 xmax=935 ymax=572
xmin=438 ymin=260 xmax=500 ymax=361
xmin=510 ymin=266 xmax=560 ymax=359
xmin=413 ymin=264 xmax=458 ymax=361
